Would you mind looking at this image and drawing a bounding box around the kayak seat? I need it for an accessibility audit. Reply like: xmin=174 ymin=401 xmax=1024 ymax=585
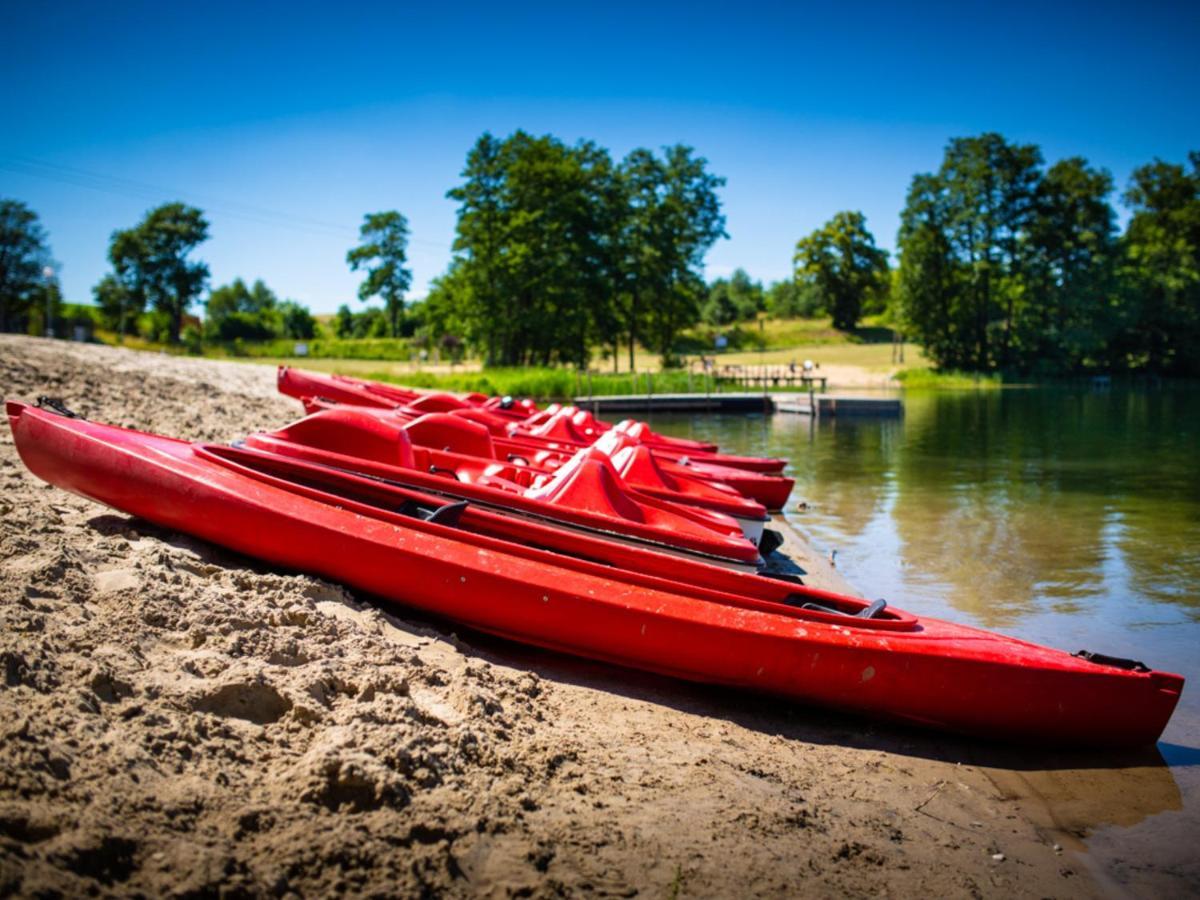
xmin=592 ymin=429 xmax=638 ymax=457
xmin=523 ymin=448 xmax=646 ymax=522
xmin=524 ymin=412 xmax=589 ymax=443
xmin=446 ymin=408 xmax=510 ymax=435
xmin=405 ymin=393 xmax=471 ymax=414
xmin=610 ymin=445 xmax=678 ymax=491
xmin=403 ymin=413 xmax=497 ymax=459
xmin=273 ymin=407 xmax=415 ymax=469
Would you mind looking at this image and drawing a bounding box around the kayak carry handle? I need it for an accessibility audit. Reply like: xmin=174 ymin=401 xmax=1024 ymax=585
xmin=507 ymin=453 xmax=530 ymax=466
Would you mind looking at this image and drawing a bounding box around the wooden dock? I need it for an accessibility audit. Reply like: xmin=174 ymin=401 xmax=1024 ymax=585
xmin=574 ymin=392 xmax=901 ymax=417
xmin=773 ymin=393 xmax=903 ymax=417
xmin=575 ymin=392 xmax=773 ymax=414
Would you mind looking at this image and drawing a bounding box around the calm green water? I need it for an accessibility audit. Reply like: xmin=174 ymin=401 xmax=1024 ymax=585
xmin=649 ymin=389 xmax=1199 ymax=887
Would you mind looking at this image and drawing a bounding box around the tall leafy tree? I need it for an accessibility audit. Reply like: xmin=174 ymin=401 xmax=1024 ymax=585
xmin=447 ymin=134 xmax=508 ymax=364
xmin=447 ymin=132 xmax=622 ymax=367
xmin=898 ymin=174 xmax=968 ymax=367
xmin=794 ymin=211 xmax=888 ymax=331
xmin=938 ymin=134 xmax=1042 ymax=369
xmin=621 ymin=145 xmax=726 ymax=365
xmin=0 ymin=199 xmax=54 ymax=333
xmin=898 ymin=135 xmax=1044 ymax=371
xmin=347 ymin=211 xmax=413 ymax=338
xmin=106 ymin=202 xmax=209 ymax=344
xmin=1024 ymin=158 xmax=1118 ymax=371
xmin=1120 ymin=152 xmax=1200 ymax=375
xmin=443 ymin=133 xmax=724 ymax=368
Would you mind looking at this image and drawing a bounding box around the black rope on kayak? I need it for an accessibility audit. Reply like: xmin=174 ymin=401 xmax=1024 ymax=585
xmin=1072 ymin=650 xmax=1150 ymax=672
xmin=428 ymin=465 xmax=461 ymax=482
xmin=36 ymin=396 xmax=84 ymax=419
xmin=788 ymin=597 xmax=888 ymax=619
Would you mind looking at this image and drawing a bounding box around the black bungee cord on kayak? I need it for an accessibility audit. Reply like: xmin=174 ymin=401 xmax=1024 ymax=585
xmin=35 ymin=397 xmax=84 ymax=419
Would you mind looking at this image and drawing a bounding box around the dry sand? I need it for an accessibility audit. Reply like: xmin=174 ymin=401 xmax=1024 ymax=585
xmin=0 ymin=335 xmax=1171 ymax=898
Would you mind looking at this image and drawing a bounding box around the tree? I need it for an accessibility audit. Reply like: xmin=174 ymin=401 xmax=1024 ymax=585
xmin=447 ymin=132 xmax=621 ymax=367
xmin=0 ymin=199 xmax=54 ymax=333
xmin=278 ymin=300 xmax=317 ymax=340
xmin=106 ymin=203 xmax=209 ymax=344
xmin=897 ymin=135 xmax=1053 ymax=371
xmin=334 ymin=303 xmax=356 ymax=338
xmin=447 ymin=133 xmax=510 ymax=365
xmin=92 ymin=273 xmax=142 ymax=338
xmin=897 ymin=173 xmax=968 ymax=368
xmin=765 ymin=279 xmax=822 ymax=318
xmin=443 ymin=133 xmax=724 ymax=368
xmin=1024 ymin=158 xmax=1118 ymax=371
xmin=621 ymin=145 xmax=727 ymax=365
xmin=1119 ymin=152 xmax=1200 ymax=375
xmin=938 ymin=134 xmax=1042 ymax=369
xmin=703 ymin=268 xmax=763 ymax=325
xmin=794 ymin=211 xmax=888 ymax=331
xmin=347 ymin=211 xmax=412 ymax=338
xmin=205 ymin=278 xmax=280 ymax=341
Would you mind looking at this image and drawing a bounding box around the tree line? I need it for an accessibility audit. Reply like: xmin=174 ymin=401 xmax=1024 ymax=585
xmin=1 ymin=131 xmax=1197 ymax=376
xmin=897 ymin=135 xmax=1200 ymax=376
xmin=0 ymin=196 xmax=412 ymax=346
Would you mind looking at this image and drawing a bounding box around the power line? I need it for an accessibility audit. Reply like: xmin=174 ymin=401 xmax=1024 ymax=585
xmin=0 ymin=154 xmax=454 ymax=249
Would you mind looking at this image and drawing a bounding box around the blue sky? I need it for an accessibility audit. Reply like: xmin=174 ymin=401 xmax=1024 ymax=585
xmin=2 ymin=0 xmax=1197 ymax=312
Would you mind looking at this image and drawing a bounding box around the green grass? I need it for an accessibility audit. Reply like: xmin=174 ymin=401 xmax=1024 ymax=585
xmin=96 ymin=313 xmax=999 ymax=395
xmin=360 ymin=367 xmax=712 ymax=400
xmin=893 ymin=369 xmax=1003 ymax=389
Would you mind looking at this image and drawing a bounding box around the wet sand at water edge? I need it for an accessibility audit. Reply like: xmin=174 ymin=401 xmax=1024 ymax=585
xmin=0 ymin=335 xmax=1192 ymax=898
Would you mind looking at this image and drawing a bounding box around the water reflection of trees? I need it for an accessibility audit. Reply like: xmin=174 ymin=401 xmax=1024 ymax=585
xmin=772 ymin=390 xmax=1199 ymax=627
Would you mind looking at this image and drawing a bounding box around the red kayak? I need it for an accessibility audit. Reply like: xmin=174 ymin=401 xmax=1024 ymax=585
xmin=276 ymin=367 xmax=790 ymax=476
xmin=8 ymin=400 xmax=1185 ymax=746
xmin=242 ymin=406 xmax=763 ymax=569
xmin=294 ymin=398 xmax=773 ymax=534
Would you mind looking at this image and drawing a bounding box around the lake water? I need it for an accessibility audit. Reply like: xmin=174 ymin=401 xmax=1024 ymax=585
xmin=649 ymin=389 xmax=1199 ymax=891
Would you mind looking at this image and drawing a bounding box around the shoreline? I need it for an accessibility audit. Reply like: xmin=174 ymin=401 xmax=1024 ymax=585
xmin=2 ymin=335 xmax=1184 ymax=896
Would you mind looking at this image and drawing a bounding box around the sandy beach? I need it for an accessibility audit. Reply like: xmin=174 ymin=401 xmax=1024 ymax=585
xmin=0 ymin=335 xmax=1183 ymax=897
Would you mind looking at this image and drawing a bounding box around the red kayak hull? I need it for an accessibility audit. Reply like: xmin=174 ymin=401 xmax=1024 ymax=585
xmin=7 ymin=401 xmax=1184 ymax=747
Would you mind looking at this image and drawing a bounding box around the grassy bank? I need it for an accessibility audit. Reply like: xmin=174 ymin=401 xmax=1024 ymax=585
xmin=892 ymin=369 xmax=1003 ymax=389
xmin=89 ymin=314 xmax=937 ymax=397
xmin=360 ymin=367 xmax=717 ymax=400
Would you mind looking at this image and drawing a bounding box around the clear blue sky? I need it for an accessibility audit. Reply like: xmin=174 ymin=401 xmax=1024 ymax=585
xmin=2 ymin=0 xmax=1197 ymax=312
